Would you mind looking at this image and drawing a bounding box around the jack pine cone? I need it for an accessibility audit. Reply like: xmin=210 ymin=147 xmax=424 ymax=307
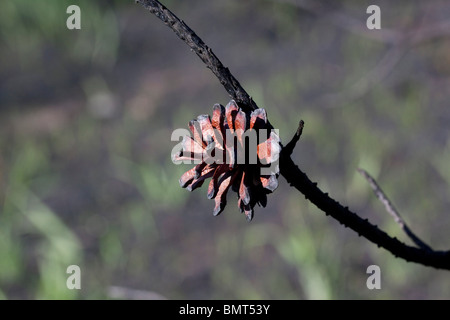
xmin=173 ymin=100 xmax=281 ymax=220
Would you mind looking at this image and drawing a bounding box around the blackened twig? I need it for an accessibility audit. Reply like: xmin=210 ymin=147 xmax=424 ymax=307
xmin=137 ymin=0 xmax=450 ymax=270
xmin=279 ymin=155 xmax=450 ymax=269
xmin=357 ymin=168 xmax=433 ymax=251
xmin=135 ymin=0 xmax=258 ymax=114
xmin=283 ymin=120 xmax=304 ymax=156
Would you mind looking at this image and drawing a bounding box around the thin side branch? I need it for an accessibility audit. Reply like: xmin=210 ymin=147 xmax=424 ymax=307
xmin=357 ymin=168 xmax=433 ymax=251
xmin=283 ymin=120 xmax=304 ymax=156
xmin=135 ymin=0 xmax=257 ymax=114
xmin=137 ymin=0 xmax=450 ymax=270
xmin=279 ymin=155 xmax=450 ymax=269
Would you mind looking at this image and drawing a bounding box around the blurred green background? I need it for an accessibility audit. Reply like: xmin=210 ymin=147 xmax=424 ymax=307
xmin=0 ymin=0 xmax=449 ymax=299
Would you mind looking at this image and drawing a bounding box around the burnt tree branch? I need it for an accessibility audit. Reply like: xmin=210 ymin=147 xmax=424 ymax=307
xmin=135 ymin=0 xmax=257 ymax=114
xmin=136 ymin=0 xmax=450 ymax=270
xmin=357 ymin=168 xmax=432 ymax=251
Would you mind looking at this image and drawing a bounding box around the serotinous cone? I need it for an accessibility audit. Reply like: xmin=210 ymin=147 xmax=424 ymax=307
xmin=173 ymin=100 xmax=281 ymax=220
